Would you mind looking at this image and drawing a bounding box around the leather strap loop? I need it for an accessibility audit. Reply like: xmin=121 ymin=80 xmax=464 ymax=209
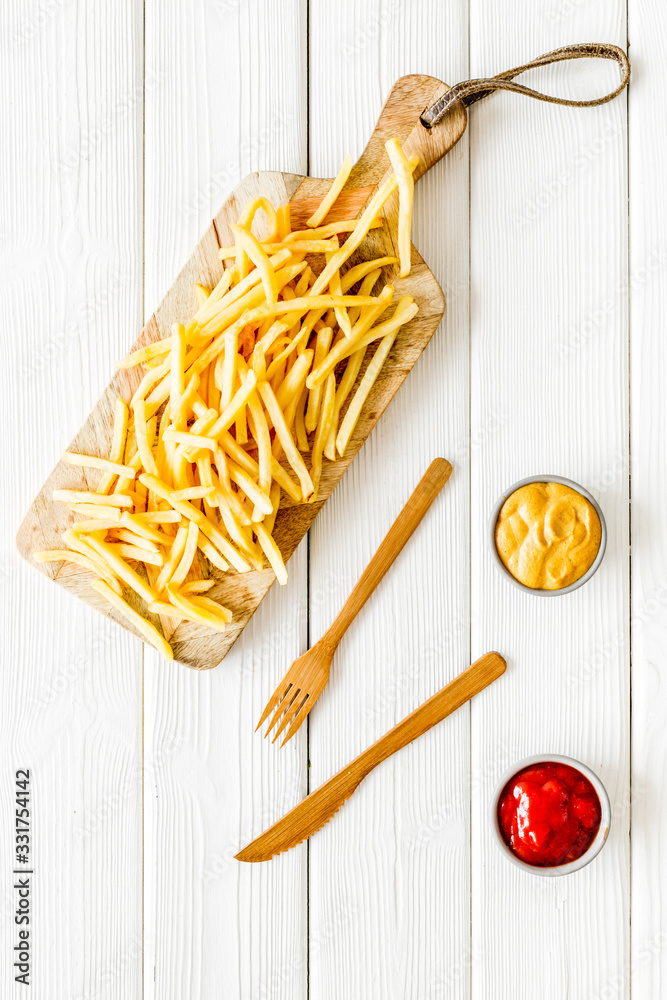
xmin=420 ymin=43 xmax=630 ymax=129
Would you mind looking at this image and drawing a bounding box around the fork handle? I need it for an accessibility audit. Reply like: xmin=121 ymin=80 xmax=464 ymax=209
xmin=324 ymin=458 xmax=452 ymax=650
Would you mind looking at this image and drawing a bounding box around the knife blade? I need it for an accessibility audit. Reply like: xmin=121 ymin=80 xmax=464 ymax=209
xmin=236 ymin=651 xmax=506 ymax=862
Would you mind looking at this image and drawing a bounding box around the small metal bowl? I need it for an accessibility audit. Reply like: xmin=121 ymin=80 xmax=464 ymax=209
xmin=489 ymin=474 xmax=607 ymax=596
xmin=490 ymin=753 xmax=611 ymax=876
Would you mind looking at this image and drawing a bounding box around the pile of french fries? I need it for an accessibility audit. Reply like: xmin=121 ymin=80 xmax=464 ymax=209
xmin=36 ymin=138 xmax=419 ymax=660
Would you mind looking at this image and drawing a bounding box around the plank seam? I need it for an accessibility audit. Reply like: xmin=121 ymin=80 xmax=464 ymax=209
xmin=626 ymin=1 xmax=632 ymax=995
xmin=306 ymin=5 xmax=312 ymax=999
xmin=141 ymin=0 xmax=147 ymax=994
xmin=467 ymin=2 xmax=472 ymax=996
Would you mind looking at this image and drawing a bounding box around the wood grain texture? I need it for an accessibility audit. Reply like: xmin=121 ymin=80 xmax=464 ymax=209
xmin=628 ymin=2 xmax=667 ymax=995
xmin=142 ymin=3 xmax=309 ymax=998
xmin=0 ymin=0 xmax=144 ymax=997
xmin=239 ymin=653 xmax=505 ymax=861
xmin=469 ymin=3 xmax=630 ymax=998
xmin=17 ymin=69 xmax=465 ymax=671
xmin=307 ymin=2 xmax=472 ymax=998
xmin=2 ymin=2 xmax=656 ymax=997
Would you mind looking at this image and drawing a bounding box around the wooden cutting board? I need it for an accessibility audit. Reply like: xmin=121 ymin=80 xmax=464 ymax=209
xmin=17 ymin=74 xmax=467 ymax=669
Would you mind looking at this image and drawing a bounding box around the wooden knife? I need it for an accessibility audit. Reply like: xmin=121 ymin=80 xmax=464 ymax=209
xmin=236 ymin=651 xmax=506 ymax=862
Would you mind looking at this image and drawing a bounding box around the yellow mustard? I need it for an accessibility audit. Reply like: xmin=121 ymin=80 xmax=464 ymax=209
xmin=494 ymin=482 xmax=601 ymax=590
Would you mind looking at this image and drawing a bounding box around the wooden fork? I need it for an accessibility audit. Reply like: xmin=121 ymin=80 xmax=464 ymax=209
xmin=256 ymin=457 xmax=453 ymax=746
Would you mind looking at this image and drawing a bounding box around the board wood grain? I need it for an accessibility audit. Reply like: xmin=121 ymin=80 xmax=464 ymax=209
xmin=17 ymin=71 xmax=466 ymax=671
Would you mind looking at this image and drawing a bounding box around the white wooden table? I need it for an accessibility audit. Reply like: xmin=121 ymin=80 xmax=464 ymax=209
xmin=1 ymin=1 xmax=664 ymax=997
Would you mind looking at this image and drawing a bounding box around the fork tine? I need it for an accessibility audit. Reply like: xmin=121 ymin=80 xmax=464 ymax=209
xmin=272 ymin=690 xmax=309 ymax=744
xmin=265 ymin=686 xmax=300 ymax=739
xmin=279 ymin=695 xmax=311 ymax=747
xmin=256 ymin=680 xmax=292 ymax=732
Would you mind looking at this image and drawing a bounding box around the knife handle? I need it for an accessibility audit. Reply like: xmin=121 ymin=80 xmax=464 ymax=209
xmin=353 ymin=652 xmax=506 ymax=779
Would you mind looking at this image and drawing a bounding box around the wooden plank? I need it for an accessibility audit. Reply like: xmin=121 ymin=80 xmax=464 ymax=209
xmin=468 ymin=3 xmax=630 ymax=998
xmin=142 ymin=2 xmax=309 ymax=996
xmin=307 ymin=2 xmax=471 ymax=997
xmin=628 ymin=2 xmax=667 ymax=995
xmin=0 ymin=0 xmax=143 ymax=996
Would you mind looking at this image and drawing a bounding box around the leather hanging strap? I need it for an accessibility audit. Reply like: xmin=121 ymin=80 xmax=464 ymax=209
xmin=420 ymin=42 xmax=630 ymax=129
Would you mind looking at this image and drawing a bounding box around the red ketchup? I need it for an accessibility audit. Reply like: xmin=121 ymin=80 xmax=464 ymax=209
xmin=497 ymin=761 xmax=601 ymax=867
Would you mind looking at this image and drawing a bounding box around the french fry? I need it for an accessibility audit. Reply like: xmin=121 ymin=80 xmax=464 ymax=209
xmin=305 ymin=327 xmax=334 ymax=432
xmin=133 ymin=398 xmax=158 ymax=476
xmin=155 ymin=524 xmax=189 ymax=593
xmin=340 ymin=256 xmax=398 ymax=292
xmin=309 ymin=154 xmax=419 ymax=296
xmin=258 ymin=239 xmax=340 ymax=254
xmin=67 ymin=503 xmax=123 ymax=521
xmin=228 ymin=462 xmax=273 ymax=518
xmin=147 ymin=600 xmax=188 ymax=621
xmin=264 ymin=482 xmax=281 ymax=536
xmin=275 ymin=349 xmax=313 ymax=444
xmin=254 ymin=522 xmax=288 ymax=584
xmin=307 ymin=154 xmax=353 ymax=228
xmin=199 ymin=263 xmax=305 ymax=342
xmin=384 ymin=138 xmax=415 ymax=277
xmin=170 ymin=486 xmax=216 ymax=502
xmin=310 ymin=373 xmax=336 ymax=498
xmin=169 ymin=323 xmax=187 ymax=425
xmin=245 ymin=391 xmax=272 ymax=497
xmin=164 ymin=429 xmax=218 ymax=452
xmin=195 ymin=283 xmax=211 ymax=306
xmin=275 ymin=203 xmax=291 ymax=240
xmin=180 ymin=579 xmax=215 ymax=595
xmin=294 ymin=387 xmax=309 ymax=453
xmin=336 ymin=328 xmax=400 ymax=457
xmin=230 ymin=224 xmax=278 ymax=304
xmin=169 ymin=520 xmax=200 ymax=588
xmin=91 ymin=579 xmax=173 ymax=660
xmin=34 ymin=549 xmax=123 ymax=595
xmin=63 ymin=529 xmax=122 ymax=581
xmin=257 ymin=382 xmax=314 ymax=500
xmin=290 ymin=218 xmax=384 ymax=241
xmin=64 ymin=451 xmax=136 ymax=479
xmin=110 ymin=528 xmax=160 ymax=553
xmin=131 ymin=359 xmax=170 ymax=407
xmin=97 ymin=396 xmax=129 ymax=494
xmin=139 ymin=473 xmax=251 ymax=573
xmin=110 ymin=542 xmax=164 ymax=567
xmin=307 ymin=290 xmax=416 ymax=390
xmin=167 ymin=586 xmax=231 ymax=631
xmin=189 ymin=595 xmax=233 ymax=623
xmin=83 ymin=535 xmax=157 ymax=605
xmin=71 ymin=518 xmax=125 ymax=533
xmin=197 ymin=537 xmax=229 ymax=573
xmin=196 ymin=250 xmax=293 ymax=327
xmin=54 ymin=490 xmax=132 ymax=508
xmin=237 ymin=195 xmax=279 ymax=244
xmin=324 ymin=345 xmax=365 ymax=461
xmin=130 ymin=510 xmax=180 ymax=525
xmin=200 ymin=369 xmax=258 ymax=446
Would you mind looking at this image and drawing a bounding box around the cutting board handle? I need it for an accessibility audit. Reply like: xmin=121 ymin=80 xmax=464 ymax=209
xmin=349 ymin=74 xmax=468 ymax=188
xmin=349 ymin=43 xmax=629 ymax=188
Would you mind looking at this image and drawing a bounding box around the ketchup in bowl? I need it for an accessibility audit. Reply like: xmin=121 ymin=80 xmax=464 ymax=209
xmin=497 ymin=761 xmax=602 ymax=868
